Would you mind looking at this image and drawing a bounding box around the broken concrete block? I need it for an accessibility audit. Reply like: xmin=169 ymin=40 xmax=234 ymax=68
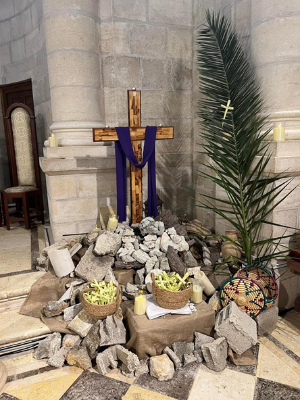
xmin=163 ymin=347 xmax=181 ymax=370
xmin=42 ymin=301 xmax=68 ymax=318
xmin=135 ymin=268 xmax=145 ymax=285
xmin=65 ymin=346 xmax=92 ymax=370
xmin=201 ymin=337 xmax=227 ymax=372
xmin=99 ymin=316 xmax=126 ymax=347
xmin=145 ymin=257 xmax=157 ymax=274
xmin=34 ymin=333 xmax=61 ymax=360
xmin=62 ymin=334 xmax=81 ymax=348
xmin=82 ymin=321 xmax=101 ymax=359
xmin=48 ymin=347 xmax=70 ymax=368
xmin=75 ymin=245 xmax=114 ymax=282
xmin=194 ymin=332 xmax=214 ymax=350
xmin=67 ymin=310 xmax=97 ymax=338
xmin=183 ymin=353 xmax=197 ymax=366
xmin=132 ymin=250 xmax=150 ymax=264
xmin=187 ymin=266 xmax=201 ymax=277
xmin=145 ymin=269 xmax=163 ymax=293
xmin=140 ymin=244 xmax=150 ymax=253
xmin=82 ymin=230 xmax=99 ymax=246
xmin=228 ymin=347 xmax=257 ymax=366
xmin=63 ymin=304 xmax=83 ymax=321
xmin=183 ymin=251 xmax=198 ymax=268
xmin=116 ymin=345 xmax=140 ymax=373
xmin=171 ymin=341 xmax=194 ymax=363
xmin=96 ymin=346 xmax=118 ymax=375
xmin=215 ymin=302 xmax=257 ymax=355
xmin=159 ymin=257 xmax=170 ymax=272
xmin=94 ymin=231 xmax=122 ymax=256
xmin=193 ymin=349 xmax=203 ymax=363
xmin=121 ymin=363 xmax=135 ymax=378
xmin=104 ymin=267 xmax=118 ymax=286
xmin=256 ymin=306 xmax=278 ymax=336
xmin=135 ymin=359 xmax=149 ymax=377
xmin=149 ymin=354 xmax=175 ymax=381
xmin=140 ymin=218 xmax=164 ymax=236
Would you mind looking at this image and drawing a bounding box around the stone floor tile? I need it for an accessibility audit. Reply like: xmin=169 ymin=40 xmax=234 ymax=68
xmin=0 ymin=226 xmax=29 ymax=237
xmin=124 ymin=386 xmax=177 ymax=400
xmin=0 ymin=272 xmax=45 ymax=300
xmin=60 ymin=370 xmax=130 ymax=399
xmin=0 ymin=394 xmax=21 ymax=399
xmin=106 ymin=368 xmax=136 ymax=384
xmin=0 ymin=247 xmax=32 ymax=275
xmin=254 ymin=378 xmax=300 ymax=400
xmin=188 ymin=365 xmax=256 ymax=400
xmin=257 ymin=337 xmax=300 ymax=389
xmin=271 ymin=314 xmax=300 ymax=357
xmin=0 ymin=234 xmax=30 ymax=251
xmin=0 ymin=308 xmax=51 ymax=346
xmin=3 ymin=367 xmax=82 ymax=400
xmin=135 ymin=361 xmax=198 ymax=400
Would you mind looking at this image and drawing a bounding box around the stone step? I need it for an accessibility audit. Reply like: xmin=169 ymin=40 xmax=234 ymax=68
xmin=0 ymin=272 xmax=45 ymax=301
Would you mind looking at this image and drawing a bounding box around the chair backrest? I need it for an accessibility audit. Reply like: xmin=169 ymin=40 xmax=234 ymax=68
xmin=5 ymin=103 xmax=41 ymax=189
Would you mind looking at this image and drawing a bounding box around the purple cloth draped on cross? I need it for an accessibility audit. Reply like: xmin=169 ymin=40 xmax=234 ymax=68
xmin=115 ymin=126 xmax=157 ymax=222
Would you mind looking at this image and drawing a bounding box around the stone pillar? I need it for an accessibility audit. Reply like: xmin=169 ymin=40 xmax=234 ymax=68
xmin=43 ymin=0 xmax=103 ymax=145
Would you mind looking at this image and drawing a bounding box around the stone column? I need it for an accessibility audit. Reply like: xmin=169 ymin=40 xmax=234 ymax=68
xmin=43 ymin=0 xmax=103 ymax=145
xmin=251 ymin=0 xmax=300 ymax=310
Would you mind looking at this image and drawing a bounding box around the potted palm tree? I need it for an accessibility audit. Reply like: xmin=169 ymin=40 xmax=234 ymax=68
xmin=196 ymin=11 xmax=295 ymax=272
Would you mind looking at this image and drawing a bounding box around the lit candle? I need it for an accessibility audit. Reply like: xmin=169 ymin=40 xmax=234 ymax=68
xmin=192 ymin=279 xmax=203 ymax=304
xmin=107 ymin=214 xmax=118 ymax=231
xmin=134 ymin=290 xmax=147 ymax=315
xmin=273 ymin=123 xmax=285 ymax=141
xmin=49 ymin=134 xmax=58 ymax=147
xmin=197 ymin=271 xmax=216 ymax=296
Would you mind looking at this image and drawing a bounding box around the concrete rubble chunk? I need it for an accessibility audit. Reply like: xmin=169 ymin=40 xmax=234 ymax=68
xmin=145 ymin=269 xmax=163 ymax=293
xmin=65 ymin=346 xmax=92 ymax=370
xmin=145 ymin=256 xmax=157 ymax=274
xmin=140 ymin=218 xmax=164 ymax=236
xmin=228 ymin=347 xmax=257 ymax=366
xmin=70 ymin=284 xmax=86 ymax=306
xmin=194 ymin=332 xmax=214 ymax=350
xmin=116 ymin=345 xmax=140 ymax=373
xmin=82 ymin=321 xmax=101 ymax=359
xmin=163 ymin=346 xmax=181 ymax=370
xmin=183 ymin=251 xmax=198 ymax=268
xmin=140 ymin=244 xmax=150 ymax=252
xmin=166 ymin=227 xmax=176 ymax=236
xmin=215 ymin=302 xmax=257 ymax=355
xmin=82 ymin=230 xmax=99 ymax=246
xmin=256 ymin=305 xmax=278 ymax=336
xmin=99 ymin=316 xmax=126 ymax=347
xmin=183 ymin=353 xmax=197 ymax=366
xmin=48 ymin=347 xmax=70 ymax=368
xmin=135 ymin=268 xmax=145 ymax=285
xmin=149 ymin=354 xmax=175 ymax=381
xmin=208 ymin=291 xmax=221 ymax=312
xmin=42 ymin=301 xmax=68 ymax=318
xmin=75 ymin=245 xmax=114 ymax=282
xmin=201 ymin=337 xmax=228 ymax=372
xmin=42 ymin=241 xmax=68 ymax=256
xmin=67 ymin=310 xmax=97 ymax=338
xmin=94 ymin=231 xmax=122 ymax=256
xmin=122 ymin=237 xmax=136 ymax=244
xmin=159 ymin=256 xmax=170 ymax=271
xmin=132 ymin=249 xmax=150 ymax=264
xmin=104 ymin=268 xmax=118 ymax=285
xmin=96 ymin=346 xmax=118 ymax=375
xmin=171 ymin=341 xmax=194 ymax=362
xmin=121 ymin=363 xmax=135 ymax=378
xmin=63 ymin=304 xmax=83 ymax=321
xmin=123 ymin=229 xmax=135 ymax=236
xmin=187 ymin=266 xmax=201 ymax=277
xmin=149 ymin=249 xmax=163 ymax=257
xmin=62 ymin=334 xmax=81 ymax=348
xmin=34 ymin=333 xmax=61 ymax=360
xmin=144 ymin=235 xmax=158 ymax=242
xmin=193 ymin=349 xmax=203 ymax=363
xmin=135 ymin=359 xmax=149 ymax=377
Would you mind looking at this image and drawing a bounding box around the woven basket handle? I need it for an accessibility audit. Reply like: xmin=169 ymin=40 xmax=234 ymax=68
xmin=116 ymin=284 xmax=122 ymax=309
xmin=151 ymin=272 xmax=155 ymax=284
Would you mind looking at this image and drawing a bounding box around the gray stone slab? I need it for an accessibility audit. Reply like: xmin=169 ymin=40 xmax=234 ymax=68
xmin=75 ymin=245 xmax=114 ymax=282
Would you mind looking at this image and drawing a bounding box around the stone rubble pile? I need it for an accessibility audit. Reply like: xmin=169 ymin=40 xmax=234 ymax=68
xmin=34 ymin=211 xmax=279 ymax=380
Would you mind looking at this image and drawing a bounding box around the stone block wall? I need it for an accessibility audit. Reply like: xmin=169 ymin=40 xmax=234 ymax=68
xmin=0 ymin=0 xmax=51 ymax=210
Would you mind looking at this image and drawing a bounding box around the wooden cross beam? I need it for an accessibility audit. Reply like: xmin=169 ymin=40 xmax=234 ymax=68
xmin=93 ymin=89 xmax=174 ymax=224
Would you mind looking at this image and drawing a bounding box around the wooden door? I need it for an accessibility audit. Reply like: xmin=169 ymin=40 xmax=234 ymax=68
xmin=0 ymin=79 xmax=34 ymax=116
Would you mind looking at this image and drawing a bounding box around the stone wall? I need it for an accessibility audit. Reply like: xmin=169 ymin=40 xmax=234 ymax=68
xmin=0 ymin=0 xmax=52 ymax=210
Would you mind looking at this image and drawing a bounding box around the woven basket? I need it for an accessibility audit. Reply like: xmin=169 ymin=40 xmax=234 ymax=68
xmin=151 ymin=273 xmax=193 ymax=310
xmin=237 ymin=266 xmax=278 ymax=309
xmin=80 ymin=282 xmax=122 ymax=320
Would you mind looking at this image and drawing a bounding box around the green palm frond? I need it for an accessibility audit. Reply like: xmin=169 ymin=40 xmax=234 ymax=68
xmin=196 ymin=11 xmax=295 ymax=266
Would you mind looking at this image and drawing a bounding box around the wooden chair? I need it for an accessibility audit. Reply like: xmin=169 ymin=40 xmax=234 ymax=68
xmin=1 ymin=103 xmax=44 ymax=230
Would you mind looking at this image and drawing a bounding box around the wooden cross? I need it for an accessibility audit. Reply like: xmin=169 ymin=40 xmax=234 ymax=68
xmin=93 ymin=89 xmax=174 ymax=224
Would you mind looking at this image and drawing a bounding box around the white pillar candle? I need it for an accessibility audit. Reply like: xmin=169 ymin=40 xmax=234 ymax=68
xmin=107 ymin=214 xmax=118 ymax=230
xmin=49 ymin=134 xmax=58 ymax=147
xmin=192 ymin=282 xmax=203 ymax=304
xmin=197 ymin=271 xmax=216 ymax=296
xmin=134 ymin=293 xmax=147 ymax=315
xmin=273 ymin=123 xmax=285 ymax=141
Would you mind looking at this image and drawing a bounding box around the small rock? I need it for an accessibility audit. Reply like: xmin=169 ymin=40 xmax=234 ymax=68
xmin=63 ymin=304 xmax=83 ymax=321
xmin=132 ymin=250 xmax=150 ymax=264
xmin=149 ymin=354 xmax=174 ymax=381
xmin=183 ymin=251 xmax=198 ymax=268
xmin=70 ymin=284 xmax=86 ymax=306
xmin=99 ymin=316 xmax=127 ymax=347
xmin=48 ymin=347 xmax=70 ymax=368
xmin=256 ymin=306 xmax=278 ymax=336
xmin=66 ymin=346 xmax=92 ymax=370
xmin=75 ymin=245 xmax=114 ymax=282
xmin=163 ymin=346 xmax=181 ymax=369
xmin=104 ymin=268 xmax=118 ymax=285
xmin=201 ymin=337 xmax=227 ymax=372
xmin=96 ymin=346 xmax=118 ymax=375
xmin=171 ymin=342 xmax=194 ymax=362
xmin=94 ymin=231 xmax=122 ymax=256
xmin=122 ymin=237 xmax=136 ymax=244
xmin=34 ymin=333 xmax=61 ymax=360
xmin=121 ymin=255 xmax=135 ymax=263
xmin=67 ymin=310 xmax=97 ymax=338
xmin=149 ymin=249 xmax=163 ymax=258
xmin=139 ymin=244 xmax=150 ymax=253
xmin=62 ymin=334 xmax=81 ymax=348
xmin=123 ymin=229 xmax=135 ymax=236
xmin=140 ymin=218 xmax=164 ymax=236
xmin=82 ymin=321 xmax=101 ymax=359
xmin=159 ymin=257 xmax=170 ymax=271
xmin=144 ymin=235 xmax=158 ymax=242
xmin=135 ymin=268 xmax=145 ymax=285
xmin=126 ymin=283 xmax=138 ymax=294
xmin=193 ymin=349 xmax=203 ymax=363
xmin=42 ymin=301 xmax=68 ymax=318
xmin=134 ymin=239 xmax=139 ymax=250
xmin=194 ymin=332 xmax=214 ymax=350
xmin=187 ymin=266 xmax=201 ymax=277
xmin=145 ymin=269 xmax=163 ymax=293
xmin=121 ymin=363 xmax=135 ymax=378
xmin=82 ymin=230 xmax=99 ymax=246
xmin=166 ymin=227 xmax=176 ymax=235
xmin=116 ymin=345 xmax=140 ymax=373
xmin=208 ymin=292 xmax=221 ymax=312
xmin=183 ymin=353 xmax=197 ymax=366
xmin=135 ymin=359 xmax=149 ymax=377
xmin=145 ymin=257 xmax=157 ymax=274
